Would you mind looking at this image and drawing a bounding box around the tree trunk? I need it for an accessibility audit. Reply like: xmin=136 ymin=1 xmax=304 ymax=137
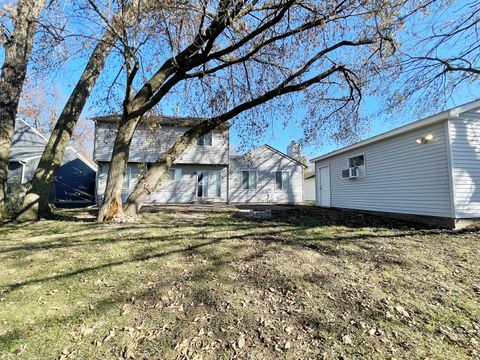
xmin=17 ymin=31 xmax=116 ymax=221
xmin=97 ymin=115 xmax=141 ymax=221
xmin=124 ymin=120 xmax=222 ymax=215
xmin=0 ymin=0 xmax=45 ymax=218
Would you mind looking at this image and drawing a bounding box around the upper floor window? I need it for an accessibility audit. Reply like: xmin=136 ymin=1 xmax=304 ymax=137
xmin=275 ymin=171 xmax=289 ymax=190
xmin=348 ymin=154 xmax=365 ymax=167
xmin=197 ymin=132 xmax=213 ymax=146
xmin=242 ymin=170 xmax=257 ymax=190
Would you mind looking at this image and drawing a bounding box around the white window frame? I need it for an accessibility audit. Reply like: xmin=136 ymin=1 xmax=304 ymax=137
xmin=241 ymin=170 xmax=257 ymax=190
xmin=196 ymin=132 xmax=213 ymax=147
xmin=345 ymin=153 xmax=366 ymax=178
xmin=274 ymin=170 xmax=289 ymax=190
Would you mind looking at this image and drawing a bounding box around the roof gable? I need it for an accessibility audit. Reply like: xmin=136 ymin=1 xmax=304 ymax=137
xmin=239 ymin=144 xmax=306 ymax=168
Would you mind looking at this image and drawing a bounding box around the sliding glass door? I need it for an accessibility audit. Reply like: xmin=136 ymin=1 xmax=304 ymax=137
xmin=197 ymin=171 xmax=221 ymax=198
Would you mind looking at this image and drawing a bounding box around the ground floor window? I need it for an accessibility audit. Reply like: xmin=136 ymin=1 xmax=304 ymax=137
xmin=275 ymin=171 xmax=289 ymax=190
xmin=241 ymin=170 xmax=257 ymax=190
xmin=167 ymin=168 xmax=182 ymax=181
xmin=197 ymin=170 xmax=221 ymax=198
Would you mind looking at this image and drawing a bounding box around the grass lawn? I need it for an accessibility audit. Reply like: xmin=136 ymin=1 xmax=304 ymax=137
xmin=0 ymin=206 xmax=479 ymax=359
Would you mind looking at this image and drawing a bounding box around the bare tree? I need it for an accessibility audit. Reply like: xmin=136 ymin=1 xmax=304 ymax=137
xmin=16 ymin=0 xmax=164 ymax=221
xmin=0 ymin=0 xmax=46 ymax=217
xmin=383 ymin=0 xmax=480 ymax=114
xmin=95 ymin=0 xmax=429 ymax=221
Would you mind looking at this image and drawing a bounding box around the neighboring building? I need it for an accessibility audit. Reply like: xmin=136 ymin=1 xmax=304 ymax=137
xmin=8 ymin=118 xmax=97 ymax=206
xmin=304 ymin=173 xmax=316 ymax=202
xmin=311 ymin=100 xmax=480 ymax=228
xmin=93 ymin=115 xmax=305 ymax=204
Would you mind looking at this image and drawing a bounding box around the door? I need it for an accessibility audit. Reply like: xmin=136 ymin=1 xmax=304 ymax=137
xmin=197 ymin=171 xmax=221 ymax=198
xmin=318 ymin=166 xmax=331 ymax=207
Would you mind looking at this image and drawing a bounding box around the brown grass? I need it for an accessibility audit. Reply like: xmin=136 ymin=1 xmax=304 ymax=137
xmin=0 ymin=206 xmax=478 ymax=359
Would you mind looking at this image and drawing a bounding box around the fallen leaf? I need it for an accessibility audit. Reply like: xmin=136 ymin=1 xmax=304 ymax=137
xmin=102 ymin=329 xmax=115 ymax=343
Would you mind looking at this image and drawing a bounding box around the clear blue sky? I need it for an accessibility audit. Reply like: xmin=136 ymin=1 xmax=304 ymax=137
xmin=3 ymin=1 xmax=478 ymax=162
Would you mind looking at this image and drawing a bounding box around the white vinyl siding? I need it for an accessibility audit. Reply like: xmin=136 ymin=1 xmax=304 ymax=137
xmin=95 ymin=122 xmax=228 ymax=164
xmin=96 ymin=164 xmax=227 ymax=204
xmin=314 ymin=122 xmax=452 ymax=217
xmin=229 ymin=146 xmax=304 ymax=204
xmin=449 ymin=114 xmax=480 ymax=218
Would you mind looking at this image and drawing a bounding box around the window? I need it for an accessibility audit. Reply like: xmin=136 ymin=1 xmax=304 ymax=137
xmin=348 ymin=155 xmax=365 ymax=167
xmin=197 ymin=132 xmax=213 ymax=146
xmin=123 ymin=166 xmax=132 ymax=190
xmin=241 ymin=170 xmax=257 ymax=190
xmin=166 ymin=168 xmax=182 ymax=181
xmin=275 ymin=171 xmax=289 ymax=190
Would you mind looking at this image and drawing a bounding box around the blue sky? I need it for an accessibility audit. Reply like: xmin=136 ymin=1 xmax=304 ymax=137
xmin=4 ymin=0 xmax=479 ymax=162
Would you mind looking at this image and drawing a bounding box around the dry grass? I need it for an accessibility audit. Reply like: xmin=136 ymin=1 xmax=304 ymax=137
xmin=0 ymin=206 xmax=479 ymax=359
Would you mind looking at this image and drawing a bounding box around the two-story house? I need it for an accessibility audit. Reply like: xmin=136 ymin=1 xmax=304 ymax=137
xmin=94 ymin=115 xmax=305 ymax=204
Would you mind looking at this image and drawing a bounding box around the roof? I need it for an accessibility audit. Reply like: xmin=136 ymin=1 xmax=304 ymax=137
xmin=233 ymin=144 xmax=307 ymax=168
xmin=311 ymin=99 xmax=480 ymax=163
xmin=11 ymin=118 xmax=97 ymax=171
xmin=92 ymin=114 xmax=231 ymax=129
xmin=304 ymin=172 xmax=315 ymax=179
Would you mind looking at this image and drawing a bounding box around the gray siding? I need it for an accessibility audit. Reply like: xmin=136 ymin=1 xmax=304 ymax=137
xmin=315 ymin=122 xmax=452 ymax=217
xmin=449 ymin=114 xmax=480 ymax=218
xmin=96 ymin=163 xmax=227 ymax=204
xmin=94 ymin=122 xmax=229 ymax=164
xmin=229 ymin=146 xmax=304 ymax=203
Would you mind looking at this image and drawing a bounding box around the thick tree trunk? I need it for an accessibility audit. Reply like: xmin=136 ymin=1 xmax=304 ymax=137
xmin=124 ymin=120 xmax=222 ymax=215
xmin=0 ymin=0 xmax=45 ymax=217
xmin=97 ymin=115 xmax=141 ymax=221
xmin=17 ymin=31 xmax=116 ymax=221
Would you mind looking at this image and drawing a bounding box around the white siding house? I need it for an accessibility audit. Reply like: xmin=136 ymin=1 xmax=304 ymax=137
xmin=94 ymin=116 xmax=305 ymax=204
xmin=311 ymin=100 xmax=480 ymax=228
xmin=229 ymin=145 xmax=304 ymax=204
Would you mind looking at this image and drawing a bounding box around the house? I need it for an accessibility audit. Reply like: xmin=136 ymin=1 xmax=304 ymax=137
xmin=311 ymin=99 xmax=480 ymax=228
xmin=304 ymin=173 xmax=316 ymax=202
xmin=93 ymin=115 xmax=305 ymax=204
xmin=8 ymin=118 xmax=97 ymax=206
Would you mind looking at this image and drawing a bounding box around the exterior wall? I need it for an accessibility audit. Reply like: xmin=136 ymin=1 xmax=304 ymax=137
xmin=449 ymin=113 xmax=480 ymax=218
xmin=304 ymin=177 xmax=316 ymax=201
xmin=96 ymin=163 xmax=227 ymax=204
xmin=94 ymin=121 xmax=229 ymax=165
xmin=228 ymin=147 xmax=304 ymax=204
xmin=314 ymin=122 xmax=453 ymax=217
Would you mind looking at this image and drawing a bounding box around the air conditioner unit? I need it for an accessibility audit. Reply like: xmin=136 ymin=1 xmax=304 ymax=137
xmin=342 ymin=167 xmax=359 ymax=179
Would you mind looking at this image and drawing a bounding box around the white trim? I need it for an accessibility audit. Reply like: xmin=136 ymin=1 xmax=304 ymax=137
xmin=18 ymin=155 xmax=41 ymax=163
xmin=16 ymin=117 xmax=49 ymax=142
xmin=310 ymin=99 xmax=480 ymax=163
xmin=317 ymin=165 xmax=331 ymax=207
xmin=15 ymin=117 xmax=97 ymax=172
xmin=445 ymin=120 xmax=458 ymax=218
